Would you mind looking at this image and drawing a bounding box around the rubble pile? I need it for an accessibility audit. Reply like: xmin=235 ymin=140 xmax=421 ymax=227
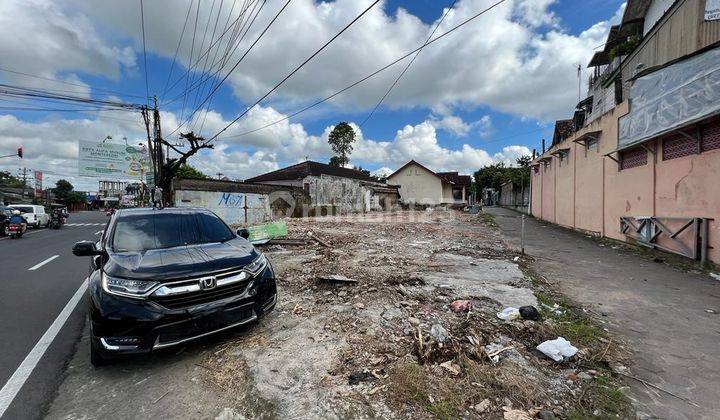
xmin=205 ymin=210 xmax=630 ymax=419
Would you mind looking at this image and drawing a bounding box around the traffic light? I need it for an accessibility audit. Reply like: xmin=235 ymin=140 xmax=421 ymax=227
xmin=17 ymin=147 xmax=22 ymax=158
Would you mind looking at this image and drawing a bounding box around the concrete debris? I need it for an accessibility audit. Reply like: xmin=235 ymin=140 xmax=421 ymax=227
xmin=474 ymin=398 xmax=491 ymax=413
xmin=503 ymin=407 xmax=533 ymax=420
xmin=439 ymin=360 xmax=461 ymax=375
xmin=537 ymin=410 xmax=557 ymax=419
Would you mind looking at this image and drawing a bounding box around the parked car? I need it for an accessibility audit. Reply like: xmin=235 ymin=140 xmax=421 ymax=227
xmin=72 ymin=207 xmax=277 ymax=366
xmin=0 ymin=206 xmax=13 ymax=236
xmin=8 ymin=204 xmax=50 ymax=228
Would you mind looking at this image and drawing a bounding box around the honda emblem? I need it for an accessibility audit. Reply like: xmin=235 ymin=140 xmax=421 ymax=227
xmin=199 ymin=276 xmax=217 ymax=290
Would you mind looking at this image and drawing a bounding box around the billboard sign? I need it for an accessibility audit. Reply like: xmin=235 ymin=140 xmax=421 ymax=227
xmin=34 ymin=170 xmax=42 ymax=198
xmin=707 ymin=0 xmax=720 ymax=20
xmin=78 ymin=141 xmax=149 ymax=178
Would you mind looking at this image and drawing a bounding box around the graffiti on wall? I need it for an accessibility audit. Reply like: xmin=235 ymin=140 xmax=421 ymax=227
xmin=174 ymin=190 xmax=269 ymax=225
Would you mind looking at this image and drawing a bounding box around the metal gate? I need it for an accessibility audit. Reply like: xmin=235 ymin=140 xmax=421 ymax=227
xmin=620 ymin=216 xmax=713 ymax=263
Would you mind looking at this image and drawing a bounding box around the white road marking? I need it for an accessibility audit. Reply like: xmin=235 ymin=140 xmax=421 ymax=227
xmin=28 ymin=255 xmax=59 ymax=271
xmin=0 ymin=278 xmax=88 ymax=418
xmin=94 ymin=230 xmax=103 ymax=235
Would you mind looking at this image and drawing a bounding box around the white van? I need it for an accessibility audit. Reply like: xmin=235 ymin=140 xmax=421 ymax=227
xmin=8 ymin=204 xmax=50 ymax=228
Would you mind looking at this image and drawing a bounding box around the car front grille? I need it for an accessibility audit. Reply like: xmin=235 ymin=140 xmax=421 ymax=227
xmin=150 ymin=269 xmax=253 ymax=310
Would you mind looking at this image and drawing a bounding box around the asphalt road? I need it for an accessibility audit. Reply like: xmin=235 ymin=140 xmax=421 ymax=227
xmin=0 ymin=211 xmax=108 ymax=419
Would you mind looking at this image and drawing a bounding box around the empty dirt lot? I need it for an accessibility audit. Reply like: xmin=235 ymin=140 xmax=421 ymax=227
xmin=47 ymin=210 xmax=630 ymax=419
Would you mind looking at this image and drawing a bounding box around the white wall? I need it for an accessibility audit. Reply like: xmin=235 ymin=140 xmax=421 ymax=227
xmin=644 ymin=0 xmax=676 ymax=35
xmin=304 ymin=174 xmax=370 ymax=213
xmin=174 ymin=190 xmax=270 ymax=226
xmin=387 ymin=163 xmax=443 ymax=204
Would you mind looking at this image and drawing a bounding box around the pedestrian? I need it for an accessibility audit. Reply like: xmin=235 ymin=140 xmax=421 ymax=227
xmin=152 ymin=186 xmax=163 ymax=209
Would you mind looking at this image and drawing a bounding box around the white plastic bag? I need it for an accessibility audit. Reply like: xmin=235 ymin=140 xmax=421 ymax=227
xmin=496 ymin=307 xmax=521 ymax=321
xmin=536 ymin=337 xmax=578 ymax=362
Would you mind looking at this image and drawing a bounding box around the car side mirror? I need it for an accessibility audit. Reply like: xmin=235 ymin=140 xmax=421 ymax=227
xmin=237 ymin=228 xmax=250 ymax=239
xmin=73 ymin=240 xmax=101 ymax=256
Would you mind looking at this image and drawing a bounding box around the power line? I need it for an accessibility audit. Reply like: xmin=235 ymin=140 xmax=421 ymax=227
xmin=180 ymin=0 xmax=201 ymax=124
xmin=164 ymin=0 xmax=265 ymax=131
xmin=160 ymin=0 xmax=256 ymax=102
xmin=195 ymin=0 xmax=266 ymax=132
xmin=218 ymin=0 xmax=508 ymax=141
xmin=160 ymin=0 xmax=194 ymax=100
xmin=0 ymin=84 xmax=143 ymax=109
xmin=0 ymin=66 xmax=148 ymax=99
xmin=359 ymin=0 xmax=458 ymax=128
xmin=140 ymin=0 xmax=150 ymax=104
xmin=168 ymin=0 xmax=278 ymax=136
xmin=207 ymin=0 xmax=382 ymax=142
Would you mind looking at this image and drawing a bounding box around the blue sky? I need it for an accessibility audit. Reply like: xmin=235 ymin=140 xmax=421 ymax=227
xmin=0 ymin=0 xmax=625 ymax=190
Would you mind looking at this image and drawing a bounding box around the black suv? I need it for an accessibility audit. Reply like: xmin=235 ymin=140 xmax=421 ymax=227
xmin=73 ymin=207 xmax=277 ymax=365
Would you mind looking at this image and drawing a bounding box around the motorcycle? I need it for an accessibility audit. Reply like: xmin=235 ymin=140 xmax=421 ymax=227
xmin=8 ymin=222 xmax=26 ymax=238
xmin=49 ymin=213 xmax=63 ymax=229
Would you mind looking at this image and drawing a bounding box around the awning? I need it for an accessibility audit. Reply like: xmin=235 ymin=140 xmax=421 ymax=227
xmin=618 ymin=46 xmax=720 ymax=152
xmin=588 ymin=51 xmax=610 ymax=67
xmin=550 ymin=148 xmax=570 ymax=156
xmin=573 ymin=130 xmax=602 ymax=145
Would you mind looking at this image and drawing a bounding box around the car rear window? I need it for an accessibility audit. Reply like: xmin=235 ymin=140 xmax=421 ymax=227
xmin=11 ymin=206 xmax=34 ymax=213
xmin=112 ymin=212 xmax=234 ymax=252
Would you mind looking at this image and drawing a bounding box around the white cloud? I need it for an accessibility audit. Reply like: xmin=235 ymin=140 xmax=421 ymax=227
xmin=429 ymin=114 xmax=492 ymax=137
xmin=0 ymin=0 xmax=135 ymax=93
xmin=50 ymin=0 xmax=621 ymax=121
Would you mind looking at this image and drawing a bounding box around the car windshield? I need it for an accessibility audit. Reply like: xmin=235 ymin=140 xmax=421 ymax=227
xmin=12 ymin=206 xmax=34 ymax=213
xmin=112 ymin=212 xmax=234 ymax=252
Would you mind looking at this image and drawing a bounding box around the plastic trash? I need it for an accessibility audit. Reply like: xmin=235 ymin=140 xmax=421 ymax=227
xmin=430 ymin=324 xmax=449 ymax=342
xmin=519 ymin=305 xmax=540 ymax=321
xmin=496 ymin=307 xmax=521 ymax=321
xmin=536 ymin=337 xmax=578 ymax=362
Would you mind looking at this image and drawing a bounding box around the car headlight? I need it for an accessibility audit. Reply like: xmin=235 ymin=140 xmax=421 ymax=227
xmin=244 ymin=254 xmax=267 ymax=275
xmin=102 ymin=272 xmax=159 ymax=299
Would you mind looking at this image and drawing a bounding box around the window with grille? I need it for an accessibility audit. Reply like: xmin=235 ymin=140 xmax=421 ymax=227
xmin=663 ymin=133 xmax=697 ymax=160
xmin=586 ymin=138 xmax=599 ymax=153
xmin=559 ymin=151 xmax=569 ymax=166
xmin=620 ymin=147 xmax=647 ymax=170
xmin=702 ymin=121 xmax=720 ymax=152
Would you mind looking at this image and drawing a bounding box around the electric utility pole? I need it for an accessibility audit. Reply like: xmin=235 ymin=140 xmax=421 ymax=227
xmin=18 ymin=167 xmax=29 ymax=198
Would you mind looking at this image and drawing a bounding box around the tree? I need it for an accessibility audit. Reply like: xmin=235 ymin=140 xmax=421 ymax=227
xmin=328 ymin=122 xmax=355 ymax=166
xmin=156 ymin=131 xmax=214 ymax=199
xmin=329 ymin=156 xmax=344 ymax=167
xmin=0 ymin=171 xmax=25 ymax=188
xmin=51 ymin=179 xmax=86 ymax=205
xmin=516 ymin=155 xmax=532 ymax=168
xmin=175 ymin=163 xmax=209 ymax=179
xmin=53 ymin=179 xmax=75 ymax=203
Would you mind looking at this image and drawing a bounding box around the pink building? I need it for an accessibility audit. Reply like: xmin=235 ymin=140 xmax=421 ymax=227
xmin=531 ymin=0 xmax=720 ymax=264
